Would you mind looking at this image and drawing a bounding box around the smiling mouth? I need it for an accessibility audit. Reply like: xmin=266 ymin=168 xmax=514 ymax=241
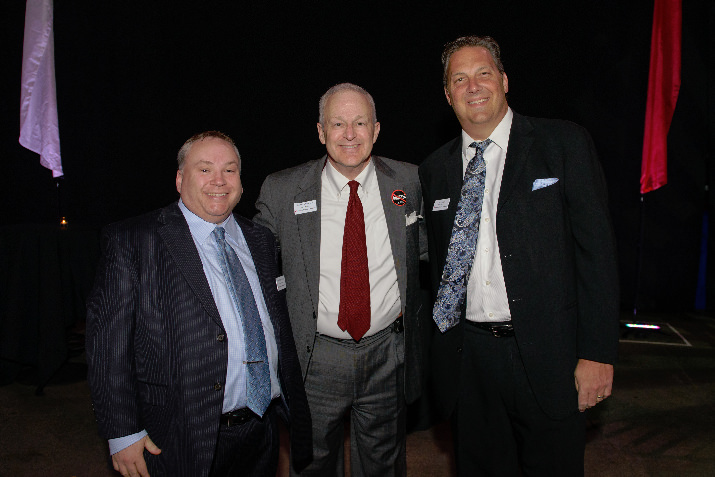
xmin=207 ymin=193 xmax=228 ymax=197
xmin=468 ymin=98 xmax=488 ymax=105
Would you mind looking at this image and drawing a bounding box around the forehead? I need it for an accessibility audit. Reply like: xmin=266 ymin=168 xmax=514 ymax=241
xmin=186 ymin=137 xmax=239 ymax=163
xmin=325 ymin=90 xmax=371 ymax=116
xmin=448 ymin=46 xmax=497 ymax=73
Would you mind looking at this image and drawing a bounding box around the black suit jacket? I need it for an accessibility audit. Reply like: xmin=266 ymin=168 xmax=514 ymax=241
xmin=419 ymin=113 xmax=619 ymax=419
xmin=86 ymin=202 xmax=311 ymax=476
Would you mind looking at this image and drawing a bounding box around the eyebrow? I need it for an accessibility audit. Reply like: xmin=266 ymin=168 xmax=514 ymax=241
xmin=197 ymin=159 xmax=239 ymax=167
xmin=451 ymin=65 xmax=492 ymax=77
xmin=329 ymin=115 xmax=369 ymax=122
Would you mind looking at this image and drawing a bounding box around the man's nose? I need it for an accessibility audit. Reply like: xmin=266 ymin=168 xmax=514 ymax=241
xmin=344 ymin=125 xmax=356 ymax=140
xmin=467 ymin=77 xmax=481 ymax=93
xmin=211 ymin=172 xmax=227 ymax=185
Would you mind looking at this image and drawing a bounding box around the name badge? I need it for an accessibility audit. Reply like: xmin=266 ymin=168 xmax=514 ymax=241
xmin=432 ymin=198 xmax=450 ymax=211
xmin=276 ymin=275 xmax=286 ymax=291
xmin=294 ymin=200 xmax=317 ymax=215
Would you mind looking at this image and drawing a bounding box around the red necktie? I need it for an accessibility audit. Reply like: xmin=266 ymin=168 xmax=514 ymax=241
xmin=338 ymin=180 xmax=370 ymax=341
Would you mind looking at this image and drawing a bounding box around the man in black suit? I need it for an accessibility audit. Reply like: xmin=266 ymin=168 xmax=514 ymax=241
xmin=86 ymin=131 xmax=311 ymax=477
xmin=419 ymin=36 xmax=619 ymax=476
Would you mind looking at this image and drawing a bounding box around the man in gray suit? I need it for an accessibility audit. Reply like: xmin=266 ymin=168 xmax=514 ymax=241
xmin=255 ymin=83 xmax=426 ymax=476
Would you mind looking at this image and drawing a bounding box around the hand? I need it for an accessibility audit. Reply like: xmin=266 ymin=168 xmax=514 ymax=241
xmin=574 ymin=358 xmax=613 ymax=412
xmin=111 ymin=435 xmax=161 ymax=477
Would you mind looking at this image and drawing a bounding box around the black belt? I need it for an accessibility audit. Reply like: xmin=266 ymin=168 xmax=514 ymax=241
xmin=220 ymin=398 xmax=279 ymax=427
xmin=391 ymin=315 xmax=404 ymax=333
xmin=320 ymin=314 xmax=403 ymax=343
xmin=466 ymin=320 xmax=514 ymax=338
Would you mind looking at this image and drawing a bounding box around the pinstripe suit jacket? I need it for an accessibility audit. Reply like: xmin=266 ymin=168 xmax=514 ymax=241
xmin=254 ymin=155 xmax=427 ymax=404
xmin=86 ymin=202 xmax=311 ymax=476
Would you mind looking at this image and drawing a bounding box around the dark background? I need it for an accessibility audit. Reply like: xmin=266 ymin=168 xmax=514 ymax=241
xmin=1 ymin=1 xmax=713 ymax=312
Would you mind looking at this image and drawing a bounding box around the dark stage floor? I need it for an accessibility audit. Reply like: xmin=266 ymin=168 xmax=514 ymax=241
xmin=1 ymin=311 xmax=714 ymax=476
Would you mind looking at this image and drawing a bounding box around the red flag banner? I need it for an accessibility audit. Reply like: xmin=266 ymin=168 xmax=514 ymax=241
xmin=640 ymin=0 xmax=681 ymax=194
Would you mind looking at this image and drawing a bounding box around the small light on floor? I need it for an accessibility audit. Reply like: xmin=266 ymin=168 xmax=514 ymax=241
xmin=625 ymin=323 xmax=661 ymax=330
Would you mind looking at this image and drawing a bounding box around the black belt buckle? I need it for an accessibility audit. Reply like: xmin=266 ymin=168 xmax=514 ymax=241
xmin=220 ymin=408 xmax=254 ymax=427
xmin=490 ymin=323 xmax=514 ymax=338
xmin=391 ymin=316 xmax=404 ymax=333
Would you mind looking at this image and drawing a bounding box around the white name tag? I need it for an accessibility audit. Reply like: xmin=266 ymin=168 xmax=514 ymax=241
xmin=432 ymin=198 xmax=450 ymax=211
xmin=294 ymin=200 xmax=317 ymax=215
xmin=276 ymin=275 xmax=286 ymax=291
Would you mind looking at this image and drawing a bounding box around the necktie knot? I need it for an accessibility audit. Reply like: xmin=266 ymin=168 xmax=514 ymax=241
xmin=348 ymin=180 xmax=360 ymax=195
xmin=469 ymin=139 xmax=492 ymax=155
xmin=467 ymin=139 xmax=492 ymax=175
xmin=213 ymin=226 xmax=226 ymax=241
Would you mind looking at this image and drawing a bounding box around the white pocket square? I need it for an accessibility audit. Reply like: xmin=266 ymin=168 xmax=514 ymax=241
xmin=406 ymin=211 xmax=421 ymax=226
xmin=532 ymin=178 xmax=559 ymax=191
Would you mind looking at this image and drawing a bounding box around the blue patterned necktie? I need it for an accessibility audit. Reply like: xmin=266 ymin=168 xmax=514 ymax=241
xmin=213 ymin=226 xmax=271 ymax=416
xmin=433 ymin=139 xmax=492 ymax=332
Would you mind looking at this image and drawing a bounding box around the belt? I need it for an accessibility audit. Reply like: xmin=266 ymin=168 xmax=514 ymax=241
xmin=220 ymin=398 xmax=279 ymax=427
xmin=465 ymin=320 xmax=514 ymax=338
xmin=391 ymin=315 xmax=404 ymax=333
xmin=319 ymin=314 xmax=404 ymax=342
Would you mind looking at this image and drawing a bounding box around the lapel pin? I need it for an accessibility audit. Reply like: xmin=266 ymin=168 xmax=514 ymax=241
xmin=391 ymin=190 xmax=406 ymax=206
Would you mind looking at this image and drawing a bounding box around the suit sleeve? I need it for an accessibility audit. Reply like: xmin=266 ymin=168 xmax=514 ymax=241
xmin=254 ymin=175 xmax=281 ymax=247
xmin=565 ymin=126 xmax=620 ymax=364
xmin=86 ymin=226 xmax=142 ymax=440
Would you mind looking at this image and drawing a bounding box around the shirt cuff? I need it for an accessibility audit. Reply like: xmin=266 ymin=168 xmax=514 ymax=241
xmin=108 ymin=430 xmax=148 ymax=455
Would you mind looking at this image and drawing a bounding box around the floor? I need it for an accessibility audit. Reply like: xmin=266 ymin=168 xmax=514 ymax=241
xmin=1 ymin=311 xmax=714 ymax=476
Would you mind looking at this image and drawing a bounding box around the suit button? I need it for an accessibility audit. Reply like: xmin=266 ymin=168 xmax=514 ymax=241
xmin=457 ymin=347 xmax=462 ymax=354
xmin=214 ymin=383 xmax=222 ymax=391
xmin=306 ymin=346 xmax=311 ymax=353
xmin=217 ymin=334 xmax=225 ymax=342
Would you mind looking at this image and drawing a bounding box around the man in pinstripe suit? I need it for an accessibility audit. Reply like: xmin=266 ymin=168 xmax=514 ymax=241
xmin=86 ymin=131 xmax=311 ymax=477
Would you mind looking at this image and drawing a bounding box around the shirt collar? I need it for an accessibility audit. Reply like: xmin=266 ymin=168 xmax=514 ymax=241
xmin=461 ymin=107 xmax=514 ymax=157
xmin=178 ymin=199 xmax=239 ymax=245
xmin=323 ymin=157 xmax=375 ymax=200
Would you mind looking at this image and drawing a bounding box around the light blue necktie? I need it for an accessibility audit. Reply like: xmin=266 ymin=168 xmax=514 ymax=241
xmin=433 ymin=139 xmax=492 ymax=332
xmin=213 ymin=226 xmax=271 ymax=416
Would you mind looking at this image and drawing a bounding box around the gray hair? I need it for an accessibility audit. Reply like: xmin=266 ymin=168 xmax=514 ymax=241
xmin=318 ymin=83 xmax=377 ymax=126
xmin=176 ymin=130 xmax=241 ymax=171
xmin=441 ymin=36 xmax=505 ymax=87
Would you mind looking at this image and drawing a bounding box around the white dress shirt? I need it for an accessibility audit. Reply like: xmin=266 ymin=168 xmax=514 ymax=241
xmin=462 ymin=108 xmax=514 ymax=323
xmin=317 ymin=158 xmax=401 ymax=338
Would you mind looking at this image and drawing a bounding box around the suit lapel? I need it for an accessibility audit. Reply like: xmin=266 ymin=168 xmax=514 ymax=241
xmin=236 ymin=215 xmax=281 ymax=338
xmin=294 ymin=158 xmax=325 ymax=314
xmin=444 ymin=138 xmax=465 ymax=233
xmin=498 ymin=113 xmax=533 ymax=213
xmin=158 ymin=203 xmax=223 ymax=328
xmin=374 ymin=157 xmax=407 ymax=309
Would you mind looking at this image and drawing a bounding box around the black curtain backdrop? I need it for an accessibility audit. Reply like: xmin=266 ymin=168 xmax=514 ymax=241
xmin=1 ymin=1 xmax=713 ymax=312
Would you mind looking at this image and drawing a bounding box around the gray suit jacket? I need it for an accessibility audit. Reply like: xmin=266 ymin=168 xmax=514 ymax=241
xmin=255 ymin=155 xmax=427 ymax=404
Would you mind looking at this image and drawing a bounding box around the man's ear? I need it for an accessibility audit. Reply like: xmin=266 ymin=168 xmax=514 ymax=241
xmin=317 ymin=123 xmax=326 ymax=145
